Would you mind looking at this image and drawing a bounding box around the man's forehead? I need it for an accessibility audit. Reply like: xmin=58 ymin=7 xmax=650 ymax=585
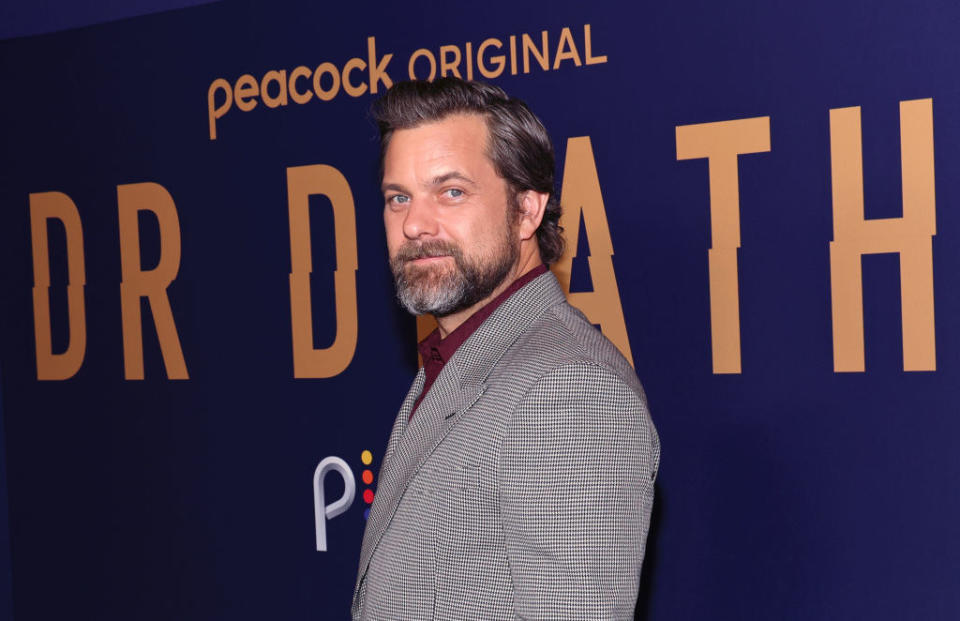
xmin=383 ymin=113 xmax=494 ymax=181
xmin=388 ymin=113 xmax=488 ymax=155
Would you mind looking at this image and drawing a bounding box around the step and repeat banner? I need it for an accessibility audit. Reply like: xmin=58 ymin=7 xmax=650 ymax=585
xmin=2 ymin=1 xmax=959 ymax=619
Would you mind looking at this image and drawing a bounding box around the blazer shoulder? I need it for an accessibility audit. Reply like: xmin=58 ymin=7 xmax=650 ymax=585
xmin=488 ymin=299 xmax=645 ymax=401
xmin=499 ymin=304 xmax=660 ymax=480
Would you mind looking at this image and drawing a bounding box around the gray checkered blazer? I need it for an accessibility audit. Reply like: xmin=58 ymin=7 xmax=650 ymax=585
xmin=352 ymin=271 xmax=659 ymax=620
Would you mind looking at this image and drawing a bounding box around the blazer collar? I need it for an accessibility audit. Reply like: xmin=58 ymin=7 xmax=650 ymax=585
xmin=448 ymin=269 xmax=567 ymax=388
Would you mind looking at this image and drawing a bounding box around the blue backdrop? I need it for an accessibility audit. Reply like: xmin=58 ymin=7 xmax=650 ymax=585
xmin=1 ymin=0 xmax=958 ymax=619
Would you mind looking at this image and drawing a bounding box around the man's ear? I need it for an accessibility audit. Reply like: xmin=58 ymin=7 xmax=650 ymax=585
xmin=516 ymin=190 xmax=549 ymax=241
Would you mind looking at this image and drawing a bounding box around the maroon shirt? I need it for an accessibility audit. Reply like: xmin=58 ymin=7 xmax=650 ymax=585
xmin=410 ymin=264 xmax=548 ymax=418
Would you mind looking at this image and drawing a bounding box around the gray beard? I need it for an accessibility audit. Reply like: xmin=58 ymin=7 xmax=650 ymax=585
xmin=390 ymin=237 xmax=518 ymax=317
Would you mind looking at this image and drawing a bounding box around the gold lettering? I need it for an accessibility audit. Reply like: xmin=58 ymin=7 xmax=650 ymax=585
xmin=342 ymin=57 xmax=368 ymax=97
xmin=287 ymin=165 xmax=359 ymax=378
xmin=465 ymin=42 xmax=474 ymax=81
xmin=367 ymin=36 xmax=393 ymax=94
xmin=522 ymin=31 xmax=549 ymax=73
xmin=553 ymin=27 xmax=582 ymax=69
xmin=234 ymin=74 xmax=259 ymax=112
xmin=118 ymin=183 xmax=189 ymax=380
xmin=408 ymin=48 xmax=437 ymax=81
xmin=584 ymin=24 xmax=607 ymax=65
xmin=439 ymin=45 xmax=462 ymax=78
xmin=554 ymin=137 xmax=633 ymax=364
xmin=260 ymin=70 xmax=288 ymax=108
xmin=313 ymin=62 xmax=341 ymax=101
xmin=207 ymin=78 xmax=232 ymax=140
xmin=829 ymin=99 xmax=937 ymax=372
xmin=289 ymin=66 xmax=313 ymax=104
xmin=478 ymin=38 xmax=505 ymax=79
xmin=30 ymin=192 xmax=87 ymax=380
xmin=676 ymin=116 xmax=771 ymax=374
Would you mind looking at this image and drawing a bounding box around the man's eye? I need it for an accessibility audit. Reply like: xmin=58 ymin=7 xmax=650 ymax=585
xmin=445 ymin=188 xmax=464 ymax=198
xmin=388 ymin=195 xmax=409 ymax=205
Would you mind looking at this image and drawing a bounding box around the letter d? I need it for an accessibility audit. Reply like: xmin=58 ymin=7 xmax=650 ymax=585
xmin=30 ymin=192 xmax=87 ymax=380
xmin=313 ymin=456 xmax=356 ymax=552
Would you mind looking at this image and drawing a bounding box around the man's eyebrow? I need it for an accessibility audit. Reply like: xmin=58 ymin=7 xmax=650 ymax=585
xmin=431 ymin=172 xmax=476 ymax=187
xmin=381 ymin=182 xmax=408 ymax=194
xmin=381 ymin=172 xmax=477 ymax=194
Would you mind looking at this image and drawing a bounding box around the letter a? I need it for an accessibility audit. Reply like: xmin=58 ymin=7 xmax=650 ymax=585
xmin=287 ymin=164 xmax=359 ymax=378
xmin=829 ymin=99 xmax=937 ymax=372
xmin=30 ymin=192 xmax=87 ymax=380
xmin=554 ymin=136 xmax=634 ymax=364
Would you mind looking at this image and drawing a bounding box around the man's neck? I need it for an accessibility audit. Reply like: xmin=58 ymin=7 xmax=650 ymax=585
xmin=435 ymin=253 xmax=543 ymax=338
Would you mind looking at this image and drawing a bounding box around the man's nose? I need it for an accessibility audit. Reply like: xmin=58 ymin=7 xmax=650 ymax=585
xmin=402 ymin=199 xmax=439 ymax=239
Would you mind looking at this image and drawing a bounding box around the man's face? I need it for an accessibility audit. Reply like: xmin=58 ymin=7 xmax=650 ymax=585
xmin=382 ymin=113 xmax=519 ymax=317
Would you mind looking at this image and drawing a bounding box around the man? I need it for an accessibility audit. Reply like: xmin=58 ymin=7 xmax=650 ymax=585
xmin=353 ymin=78 xmax=659 ymax=620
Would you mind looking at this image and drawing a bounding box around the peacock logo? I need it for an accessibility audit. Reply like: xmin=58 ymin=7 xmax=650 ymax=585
xmin=312 ymin=450 xmax=376 ymax=552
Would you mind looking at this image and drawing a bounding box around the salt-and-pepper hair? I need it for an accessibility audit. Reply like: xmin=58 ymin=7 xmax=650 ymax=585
xmin=372 ymin=78 xmax=565 ymax=264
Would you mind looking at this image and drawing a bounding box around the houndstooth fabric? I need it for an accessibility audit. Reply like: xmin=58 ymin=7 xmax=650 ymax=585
xmin=352 ymin=271 xmax=660 ymax=620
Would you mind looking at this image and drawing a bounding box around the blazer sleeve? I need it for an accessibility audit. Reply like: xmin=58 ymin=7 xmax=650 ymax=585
xmin=500 ymin=361 xmax=659 ymax=620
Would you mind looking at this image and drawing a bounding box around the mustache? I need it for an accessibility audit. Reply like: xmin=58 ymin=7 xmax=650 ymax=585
xmin=392 ymin=240 xmax=462 ymax=263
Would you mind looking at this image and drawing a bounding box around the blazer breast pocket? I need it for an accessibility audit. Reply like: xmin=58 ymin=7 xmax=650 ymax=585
xmin=426 ymin=462 xmax=481 ymax=510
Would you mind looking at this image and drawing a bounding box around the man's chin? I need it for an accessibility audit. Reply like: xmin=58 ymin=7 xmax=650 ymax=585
xmin=397 ymin=283 xmax=466 ymax=317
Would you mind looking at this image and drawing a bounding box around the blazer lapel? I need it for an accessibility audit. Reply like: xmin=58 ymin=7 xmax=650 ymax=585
xmin=376 ymin=369 xmax=423 ymax=475
xmin=356 ymin=358 xmax=486 ymax=587
xmin=354 ymin=271 xmax=567 ymax=592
